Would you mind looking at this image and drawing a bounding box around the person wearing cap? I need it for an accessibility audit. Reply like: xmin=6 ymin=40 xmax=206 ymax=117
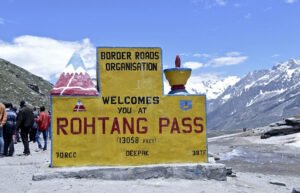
xmin=16 ymin=100 xmax=34 ymax=155
xmin=0 ymin=102 xmax=7 ymax=155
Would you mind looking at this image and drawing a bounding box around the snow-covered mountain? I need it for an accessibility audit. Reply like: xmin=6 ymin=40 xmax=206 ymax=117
xmin=208 ymin=59 xmax=300 ymax=131
xmin=186 ymin=76 xmax=240 ymax=100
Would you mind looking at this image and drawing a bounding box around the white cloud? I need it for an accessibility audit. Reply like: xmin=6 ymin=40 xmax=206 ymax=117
xmin=272 ymin=54 xmax=280 ymax=58
xmin=0 ymin=35 xmax=96 ymax=82
xmin=207 ymin=52 xmax=248 ymax=67
xmin=208 ymin=56 xmax=248 ymax=67
xmin=244 ymin=13 xmax=252 ymax=19
xmin=193 ymin=53 xmax=210 ymax=58
xmin=188 ymin=73 xmax=221 ymax=86
xmin=179 ymin=53 xmax=189 ymax=56
xmin=264 ymin=7 xmax=272 ymax=12
xmin=192 ymin=0 xmax=227 ymax=7
xmin=233 ymin=3 xmax=241 ymax=7
xmin=285 ymin=0 xmax=298 ymax=4
xmin=183 ymin=61 xmax=204 ymax=69
xmin=175 ymin=51 xmax=247 ymax=68
xmin=215 ymin=0 xmax=226 ymax=6
xmin=0 ymin=17 xmax=4 ymax=24
xmin=225 ymin=52 xmax=241 ymax=57
xmin=163 ymin=80 xmax=171 ymax=95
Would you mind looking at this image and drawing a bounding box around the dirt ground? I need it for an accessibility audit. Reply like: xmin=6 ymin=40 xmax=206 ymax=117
xmin=0 ymin=133 xmax=299 ymax=193
xmin=208 ymin=132 xmax=300 ymax=176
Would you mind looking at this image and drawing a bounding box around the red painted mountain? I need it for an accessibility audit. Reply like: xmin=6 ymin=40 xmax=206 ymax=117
xmin=50 ymin=52 xmax=99 ymax=96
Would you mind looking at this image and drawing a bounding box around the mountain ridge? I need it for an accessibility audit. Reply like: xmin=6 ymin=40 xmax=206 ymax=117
xmin=207 ymin=58 xmax=300 ymax=131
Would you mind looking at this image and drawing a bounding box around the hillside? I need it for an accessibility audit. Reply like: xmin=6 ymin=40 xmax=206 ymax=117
xmin=0 ymin=58 xmax=53 ymax=108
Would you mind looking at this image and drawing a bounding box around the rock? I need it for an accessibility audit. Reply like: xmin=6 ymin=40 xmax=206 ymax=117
xmin=208 ymin=152 xmax=220 ymax=161
xmin=27 ymin=84 xmax=40 ymax=93
xmin=276 ymin=120 xmax=287 ymax=126
xmin=214 ymin=156 xmax=220 ymax=161
xmin=292 ymin=187 xmax=300 ymax=193
xmin=269 ymin=120 xmax=286 ymax=127
xmin=261 ymin=125 xmax=300 ymax=139
xmin=269 ymin=181 xmax=286 ymax=186
xmin=226 ymin=167 xmax=232 ymax=176
xmin=261 ymin=134 xmax=271 ymax=139
xmin=286 ymin=117 xmax=300 ymax=126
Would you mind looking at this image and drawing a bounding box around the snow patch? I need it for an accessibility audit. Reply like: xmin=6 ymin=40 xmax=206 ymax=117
xmin=188 ymin=75 xmax=240 ymax=100
xmin=63 ymin=65 xmax=75 ymax=73
xmin=286 ymin=133 xmax=300 ymax=148
xmin=289 ymin=91 xmax=300 ymax=98
xmin=245 ymin=82 xmax=255 ymax=90
xmin=75 ymin=66 xmax=86 ymax=74
xmin=219 ymin=149 xmax=243 ymax=160
xmin=246 ymin=89 xmax=286 ymax=107
xmin=286 ymin=68 xmax=296 ymax=79
xmin=222 ymin=94 xmax=231 ymax=101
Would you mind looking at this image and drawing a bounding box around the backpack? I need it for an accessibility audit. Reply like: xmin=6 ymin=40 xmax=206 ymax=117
xmin=32 ymin=111 xmax=38 ymax=129
xmin=5 ymin=110 xmax=17 ymax=134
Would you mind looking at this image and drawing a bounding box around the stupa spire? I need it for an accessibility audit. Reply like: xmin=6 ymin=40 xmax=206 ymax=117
xmin=175 ymin=55 xmax=181 ymax=68
xmin=163 ymin=55 xmax=192 ymax=95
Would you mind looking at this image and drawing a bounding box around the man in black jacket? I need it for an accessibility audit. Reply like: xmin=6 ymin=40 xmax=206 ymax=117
xmin=16 ymin=101 xmax=34 ymax=155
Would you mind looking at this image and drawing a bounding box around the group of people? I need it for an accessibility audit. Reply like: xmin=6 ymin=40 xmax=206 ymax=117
xmin=0 ymin=100 xmax=51 ymax=156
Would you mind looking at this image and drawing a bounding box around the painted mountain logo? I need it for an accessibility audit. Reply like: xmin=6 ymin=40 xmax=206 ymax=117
xmin=50 ymin=52 xmax=98 ymax=96
xmin=73 ymin=100 xmax=86 ymax=112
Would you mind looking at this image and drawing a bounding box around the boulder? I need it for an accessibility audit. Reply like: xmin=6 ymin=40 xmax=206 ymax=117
xmin=27 ymin=84 xmax=40 ymax=93
xmin=285 ymin=117 xmax=300 ymax=126
xmin=292 ymin=187 xmax=300 ymax=193
xmin=261 ymin=125 xmax=300 ymax=139
xmin=269 ymin=181 xmax=286 ymax=186
xmin=274 ymin=120 xmax=286 ymax=126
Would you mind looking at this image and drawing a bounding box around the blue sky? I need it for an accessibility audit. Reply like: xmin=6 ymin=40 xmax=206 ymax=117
xmin=0 ymin=0 xmax=300 ymax=87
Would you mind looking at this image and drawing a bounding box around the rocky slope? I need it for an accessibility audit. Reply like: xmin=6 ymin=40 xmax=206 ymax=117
xmin=0 ymin=58 xmax=52 ymax=108
xmin=208 ymin=59 xmax=300 ymax=131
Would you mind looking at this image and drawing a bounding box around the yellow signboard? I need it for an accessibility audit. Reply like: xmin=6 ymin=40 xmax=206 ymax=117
xmin=97 ymin=48 xmax=162 ymax=96
xmin=51 ymin=48 xmax=207 ymax=167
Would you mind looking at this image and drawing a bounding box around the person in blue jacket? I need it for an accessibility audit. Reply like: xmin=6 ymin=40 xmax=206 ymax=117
xmin=3 ymin=103 xmax=16 ymax=156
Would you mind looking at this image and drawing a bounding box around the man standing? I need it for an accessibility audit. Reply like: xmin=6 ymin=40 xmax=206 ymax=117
xmin=0 ymin=102 xmax=7 ymax=156
xmin=16 ymin=101 xmax=34 ymax=155
xmin=36 ymin=106 xmax=50 ymax=151
xmin=30 ymin=107 xmax=38 ymax=142
xmin=3 ymin=103 xmax=16 ymax=156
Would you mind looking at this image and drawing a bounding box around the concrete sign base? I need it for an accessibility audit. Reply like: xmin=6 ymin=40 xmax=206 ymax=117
xmin=33 ymin=163 xmax=227 ymax=181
